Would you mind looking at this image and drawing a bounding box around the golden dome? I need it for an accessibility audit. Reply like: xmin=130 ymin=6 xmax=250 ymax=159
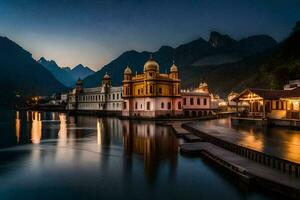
xmin=170 ymin=63 xmax=178 ymax=72
xmin=199 ymin=81 xmax=208 ymax=87
xmin=124 ymin=66 xmax=132 ymax=74
xmin=144 ymin=57 xmax=159 ymax=72
xmin=103 ymin=72 xmax=110 ymax=80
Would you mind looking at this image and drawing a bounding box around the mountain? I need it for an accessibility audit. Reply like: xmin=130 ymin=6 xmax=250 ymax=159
xmin=39 ymin=58 xmax=94 ymax=87
xmin=68 ymin=64 xmax=94 ymax=80
xmin=38 ymin=57 xmax=76 ymax=87
xmin=83 ymin=31 xmax=277 ymax=96
xmin=0 ymin=36 xmax=67 ymax=103
xmin=259 ymin=21 xmax=300 ymax=89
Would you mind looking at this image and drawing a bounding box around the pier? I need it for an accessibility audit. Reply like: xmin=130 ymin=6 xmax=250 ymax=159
xmin=169 ymin=120 xmax=300 ymax=199
xmin=180 ymin=142 xmax=300 ymax=199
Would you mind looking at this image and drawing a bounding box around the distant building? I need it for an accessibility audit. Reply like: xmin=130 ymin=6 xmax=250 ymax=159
xmin=233 ymin=87 xmax=300 ymax=120
xmin=122 ymin=57 xmax=183 ymax=117
xmin=227 ymin=91 xmax=249 ymax=112
xmin=66 ymin=74 xmax=123 ymax=114
xmin=181 ymin=82 xmax=218 ymax=117
xmin=284 ymin=79 xmax=300 ymax=90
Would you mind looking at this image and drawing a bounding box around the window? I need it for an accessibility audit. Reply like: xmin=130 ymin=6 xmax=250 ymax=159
xmin=183 ymin=98 xmax=186 ymax=105
xmin=147 ymin=102 xmax=151 ymax=110
xmin=168 ymin=102 xmax=171 ymax=110
xmin=138 ymin=89 xmax=140 ymax=95
xmin=113 ymin=93 xmax=115 ymax=100
xmin=117 ymin=93 xmax=119 ymax=99
xmin=204 ymin=98 xmax=207 ymax=106
xmin=178 ymin=86 xmax=180 ymax=94
xmin=159 ymin=87 xmax=162 ymax=94
xmin=135 ymin=102 xmax=138 ymax=109
xmin=124 ymin=102 xmax=127 ymax=109
xmin=149 ymin=72 xmax=153 ymax=77
xmin=161 ymin=102 xmax=164 ymax=109
xmin=190 ymin=98 xmax=194 ymax=105
xmin=197 ymin=98 xmax=200 ymax=105
xmin=178 ymin=102 xmax=181 ymax=109
xmin=150 ymin=85 xmax=153 ymax=93
xmin=141 ymin=88 xmax=144 ymax=94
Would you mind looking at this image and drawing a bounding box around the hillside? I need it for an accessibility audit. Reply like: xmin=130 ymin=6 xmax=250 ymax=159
xmin=83 ymin=31 xmax=277 ymax=96
xmin=0 ymin=37 xmax=67 ymax=103
xmin=259 ymin=21 xmax=300 ymax=89
xmin=39 ymin=58 xmax=94 ymax=87
xmin=38 ymin=57 xmax=76 ymax=87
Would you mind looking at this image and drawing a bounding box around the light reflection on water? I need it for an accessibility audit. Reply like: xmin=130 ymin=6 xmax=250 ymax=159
xmin=0 ymin=110 xmax=271 ymax=200
xmin=199 ymin=118 xmax=300 ymax=163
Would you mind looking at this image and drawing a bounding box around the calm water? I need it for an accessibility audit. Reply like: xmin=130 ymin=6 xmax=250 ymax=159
xmin=0 ymin=109 xmax=272 ymax=200
xmin=197 ymin=118 xmax=300 ymax=163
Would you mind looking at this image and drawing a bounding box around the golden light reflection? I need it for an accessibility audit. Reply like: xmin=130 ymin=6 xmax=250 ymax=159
xmin=283 ymin=133 xmax=300 ymax=162
xmin=122 ymin=121 xmax=178 ymax=179
xmin=31 ymin=112 xmax=42 ymax=144
xmin=58 ymin=113 xmax=67 ymax=139
xmin=238 ymin=128 xmax=264 ymax=152
xmin=15 ymin=111 xmax=20 ymax=143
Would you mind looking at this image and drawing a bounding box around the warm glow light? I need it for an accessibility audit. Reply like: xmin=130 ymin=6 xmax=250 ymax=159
xmin=31 ymin=112 xmax=42 ymax=144
xmin=15 ymin=111 xmax=20 ymax=143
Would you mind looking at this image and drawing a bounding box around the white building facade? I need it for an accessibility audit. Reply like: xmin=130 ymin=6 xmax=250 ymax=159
xmin=66 ymin=74 xmax=123 ymax=115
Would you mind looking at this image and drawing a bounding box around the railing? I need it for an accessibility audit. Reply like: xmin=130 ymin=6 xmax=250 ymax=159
xmin=183 ymin=124 xmax=300 ymax=178
xmin=286 ymin=110 xmax=300 ymax=120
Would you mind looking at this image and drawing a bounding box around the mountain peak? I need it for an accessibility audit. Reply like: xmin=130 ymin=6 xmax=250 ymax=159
xmin=209 ymin=31 xmax=236 ymax=48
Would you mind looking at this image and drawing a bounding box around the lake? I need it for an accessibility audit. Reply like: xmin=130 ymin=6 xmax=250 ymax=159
xmin=0 ymin=110 xmax=272 ymax=199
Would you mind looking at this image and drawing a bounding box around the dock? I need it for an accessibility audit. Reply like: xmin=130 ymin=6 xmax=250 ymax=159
xmin=181 ymin=142 xmax=300 ymax=199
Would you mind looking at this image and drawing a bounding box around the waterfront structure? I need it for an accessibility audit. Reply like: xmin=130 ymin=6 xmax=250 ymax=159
xmin=232 ymin=87 xmax=300 ymax=120
xmin=66 ymin=74 xmax=123 ymax=114
xmin=284 ymin=79 xmax=300 ymax=90
xmin=122 ymin=57 xmax=183 ymax=117
xmin=181 ymin=82 xmax=218 ymax=117
xmin=226 ymin=91 xmax=249 ymax=112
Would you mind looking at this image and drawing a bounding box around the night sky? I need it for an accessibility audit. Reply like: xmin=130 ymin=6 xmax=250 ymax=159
xmin=0 ymin=0 xmax=299 ymax=71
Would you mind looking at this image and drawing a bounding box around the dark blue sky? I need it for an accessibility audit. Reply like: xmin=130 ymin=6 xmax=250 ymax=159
xmin=0 ymin=0 xmax=299 ymax=70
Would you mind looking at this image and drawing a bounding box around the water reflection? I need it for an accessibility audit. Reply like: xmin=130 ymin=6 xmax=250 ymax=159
xmin=122 ymin=120 xmax=178 ymax=181
xmin=198 ymin=118 xmax=300 ymax=163
xmin=0 ymin=110 xmax=271 ymax=200
xmin=31 ymin=112 xmax=42 ymax=144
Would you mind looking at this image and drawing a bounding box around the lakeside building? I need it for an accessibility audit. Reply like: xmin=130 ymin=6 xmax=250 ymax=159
xmin=122 ymin=58 xmax=183 ymax=117
xmin=181 ymin=82 xmax=219 ymax=117
xmin=66 ymin=74 xmax=123 ymax=114
xmin=284 ymin=79 xmax=300 ymax=90
xmin=65 ymin=57 xmax=220 ymax=118
xmin=226 ymin=91 xmax=249 ymax=112
xmin=232 ymin=87 xmax=300 ymax=120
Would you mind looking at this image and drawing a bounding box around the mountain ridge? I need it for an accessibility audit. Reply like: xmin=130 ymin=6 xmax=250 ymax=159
xmin=83 ymin=31 xmax=277 ymax=96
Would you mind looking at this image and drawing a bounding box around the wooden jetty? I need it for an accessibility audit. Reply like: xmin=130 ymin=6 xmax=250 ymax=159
xmin=181 ymin=142 xmax=300 ymax=199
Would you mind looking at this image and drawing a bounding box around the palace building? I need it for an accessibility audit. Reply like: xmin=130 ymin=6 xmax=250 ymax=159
xmin=181 ymin=82 xmax=219 ymax=117
xmin=66 ymin=73 xmax=123 ymax=114
xmin=122 ymin=57 xmax=183 ymax=117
